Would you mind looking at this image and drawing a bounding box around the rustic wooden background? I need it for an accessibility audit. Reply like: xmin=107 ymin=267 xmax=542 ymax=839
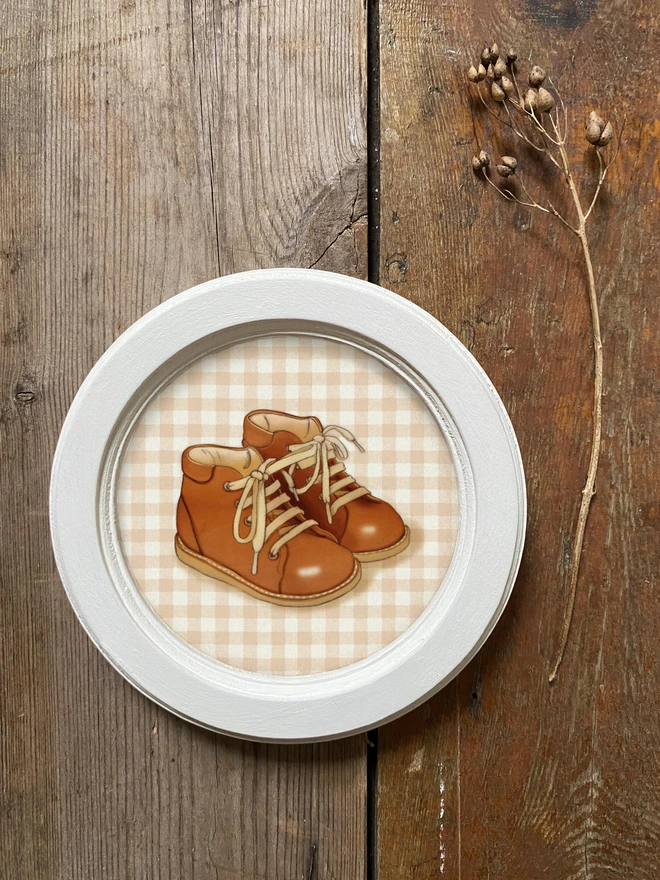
xmin=2 ymin=0 xmax=658 ymax=876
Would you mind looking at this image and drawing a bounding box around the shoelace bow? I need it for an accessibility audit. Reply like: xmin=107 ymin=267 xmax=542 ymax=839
xmin=226 ymin=456 xmax=318 ymax=575
xmin=285 ymin=425 xmax=369 ymax=524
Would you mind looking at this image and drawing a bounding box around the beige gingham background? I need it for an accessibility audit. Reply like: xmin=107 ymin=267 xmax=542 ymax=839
xmin=117 ymin=336 xmax=459 ymax=675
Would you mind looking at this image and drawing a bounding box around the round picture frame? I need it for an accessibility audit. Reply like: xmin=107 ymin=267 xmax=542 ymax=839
xmin=50 ymin=269 xmax=526 ymax=742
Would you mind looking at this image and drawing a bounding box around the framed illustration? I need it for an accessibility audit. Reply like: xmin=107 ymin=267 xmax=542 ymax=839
xmin=50 ymin=269 xmax=526 ymax=742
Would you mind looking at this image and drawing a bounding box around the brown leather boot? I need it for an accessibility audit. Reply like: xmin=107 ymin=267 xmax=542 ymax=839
xmin=175 ymin=444 xmax=361 ymax=605
xmin=242 ymin=411 xmax=410 ymax=562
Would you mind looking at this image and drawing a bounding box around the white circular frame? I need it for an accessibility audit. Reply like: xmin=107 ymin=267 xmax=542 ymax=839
xmin=50 ymin=269 xmax=526 ymax=742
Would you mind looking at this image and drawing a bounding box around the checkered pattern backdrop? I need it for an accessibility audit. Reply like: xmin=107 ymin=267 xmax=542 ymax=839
xmin=117 ymin=336 xmax=459 ymax=675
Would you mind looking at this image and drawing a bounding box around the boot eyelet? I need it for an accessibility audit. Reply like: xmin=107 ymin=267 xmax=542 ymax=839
xmin=268 ymin=550 xmax=279 ymax=561
xmin=234 ymin=500 xmax=239 ymax=508
xmin=223 ymin=481 xmax=231 ymax=491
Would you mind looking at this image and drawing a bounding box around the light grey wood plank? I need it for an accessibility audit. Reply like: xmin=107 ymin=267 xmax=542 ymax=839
xmin=0 ymin=1 xmax=368 ymax=877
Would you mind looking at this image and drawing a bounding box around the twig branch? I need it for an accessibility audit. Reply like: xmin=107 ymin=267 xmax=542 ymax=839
xmin=547 ymin=77 xmax=568 ymax=142
xmin=531 ymin=106 xmax=562 ymax=145
xmin=583 ymin=120 xmax=624 ymax=220
xmin=584 ymin=149 xmax=606 ymax=220
xmin=547 ymin=200 xmax=579 ymax=234
xmin=481 ymin=168 xmax=550 ymax=212
xmin=510 ymin=66 xmax=524 ymax=104
xmin=517 ymin=174 xmax=553 ymax=214
xmin=504 ymin=103 xmax=562 ymax=170
xmin=476 ymin=83 xmax=517 ymax=131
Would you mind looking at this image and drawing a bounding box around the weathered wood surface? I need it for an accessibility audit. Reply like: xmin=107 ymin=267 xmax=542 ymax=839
xmin=0 ymin=1 xmax=367 ymax=878
xmin=3 ymin=0 xmax=659 ymax=876
xmin=377 ymin=1 xmax=660 ymax=878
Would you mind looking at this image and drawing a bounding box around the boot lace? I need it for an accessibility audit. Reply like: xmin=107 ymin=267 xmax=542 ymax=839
xmin=284 ymin=425 xmax=369 ymax=524
xmin=226 ymin=457 xmax=318 ymax=575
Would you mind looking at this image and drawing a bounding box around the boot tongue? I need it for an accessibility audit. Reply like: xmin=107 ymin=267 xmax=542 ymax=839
xmin=272 ymin=416 xmax=323 ymax=444
xmin=267 ymin=419 xmax=323 ymax=459
xmin=234 ymin=447 xmax=264 ymax=477
xmin=299 ymin=417 xmax=323 ymax=442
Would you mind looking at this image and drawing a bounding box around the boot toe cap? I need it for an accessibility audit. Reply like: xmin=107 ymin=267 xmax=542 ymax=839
xmin=343 ymin=499 xmax=406 ymax=554
xmin=281 ymin=537 xmax=358 ymax=599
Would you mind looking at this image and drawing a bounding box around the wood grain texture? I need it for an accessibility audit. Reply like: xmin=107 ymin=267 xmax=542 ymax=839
xmin=377 ymin=1 xmax=659 ymax=878
xmin=0 ymin=1 xmax=367 ymax=877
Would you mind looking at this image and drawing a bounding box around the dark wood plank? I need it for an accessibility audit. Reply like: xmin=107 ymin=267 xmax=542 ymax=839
xmin=0 ymin=1 xmax=367 ymax=877
xmin=376 ymin=1 xmax=660 ymax=877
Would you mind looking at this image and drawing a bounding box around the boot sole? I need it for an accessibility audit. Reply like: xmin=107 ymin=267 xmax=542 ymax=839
xmin=175 ymin=534 xmax=362 ymax=606
xmin=352 ymin=525 xmax=411 ymax=563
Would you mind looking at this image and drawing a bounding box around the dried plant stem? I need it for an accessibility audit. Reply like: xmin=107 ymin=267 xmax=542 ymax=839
xmin=548 ymin=229 xmax=602 ymax=682
xmin=469 ymin=45 xmax=617 ymax=682
xmin=486 ymin=114 xmax=607 ymax=682
xmin=548 ymin=131 xmax=603 ymax=683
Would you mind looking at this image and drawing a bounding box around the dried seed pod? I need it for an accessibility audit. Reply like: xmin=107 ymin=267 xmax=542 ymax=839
xmin=490 ymin=43 xmax=500 ymax=62
xmin=496 ymin=163 xmax=515 ymax=178
xmin=472 ymin=150 xmax=491 ymax=171
xmin=501 ymin=76 xmax=515 ymax=97
xmin=501 ymin=155 xmax=517 ymax=171
xmin=491 ymin=81 xmax=506 ymax=102
xmin=585 ymin=121 xmax=602 ymax=144
xmin=536 ymin=87 xmax=555 ymax=112
xmin=598 ymin=121 xmax=614 ymax=146
xmin=477 ymin=63 xmax=487 ymax=81
xmin=486 ymin=63 xmax=496 ymax=82
xmin=528 ymin=65 xmax=546 ymax=87
xmin=506 ymin=49 xmax=517 ymax=63
xmin=494 ymin=57 xmax=507 ymax=78
xmin=523 ymin=89 xmax=538 ymax=112
xmin=468 ymin=65 xmax=479 ymax=83
xmin=481 ymin=46 xmax=491 ymax=66
xmin=589 ymin=110 xmax=606 ymax=131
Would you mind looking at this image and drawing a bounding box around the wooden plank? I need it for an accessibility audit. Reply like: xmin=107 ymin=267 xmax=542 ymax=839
xmin=376 ymin=1 xmax=660 ymax=877
xmin=0 ymin=1 xmax=367 ymax=877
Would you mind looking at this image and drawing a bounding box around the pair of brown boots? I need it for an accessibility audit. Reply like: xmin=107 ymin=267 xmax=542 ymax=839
xmin=175 ymin=410 xmax=410 ymax=606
